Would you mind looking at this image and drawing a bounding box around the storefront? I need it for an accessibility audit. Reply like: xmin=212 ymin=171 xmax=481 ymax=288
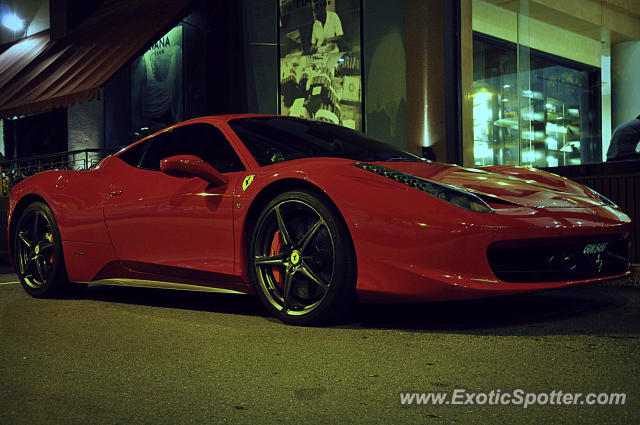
xmin=272 ymin=0 xmax=640 ymax=168
xmin=1 ymin=0 xmax=639 ymax=165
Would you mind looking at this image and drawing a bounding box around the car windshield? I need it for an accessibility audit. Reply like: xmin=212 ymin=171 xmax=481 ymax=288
xmin=228 ymin=117 xmax=422 ymax=166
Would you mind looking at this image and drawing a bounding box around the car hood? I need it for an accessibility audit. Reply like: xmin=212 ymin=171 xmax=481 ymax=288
xmin=373 ymin=161 xmax=602 ymax=208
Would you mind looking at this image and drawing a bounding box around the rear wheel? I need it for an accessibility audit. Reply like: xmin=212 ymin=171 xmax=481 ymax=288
xmin=249 ymin=191 xmax=356 ymax=325
xmin=13 ymin=202 xmax=68 ymax=297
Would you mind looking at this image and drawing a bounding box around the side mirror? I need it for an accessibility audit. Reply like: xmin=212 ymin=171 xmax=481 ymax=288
xmin=160 ymin=155 xmax=227 ymax=186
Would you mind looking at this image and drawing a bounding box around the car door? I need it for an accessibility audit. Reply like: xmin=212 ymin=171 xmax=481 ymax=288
xmin=103 ymin=122 xmax=246 ymax=281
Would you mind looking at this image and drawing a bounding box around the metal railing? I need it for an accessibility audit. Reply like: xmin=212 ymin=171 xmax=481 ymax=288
xmin=0 ymin=148 xmax=122 ymax=197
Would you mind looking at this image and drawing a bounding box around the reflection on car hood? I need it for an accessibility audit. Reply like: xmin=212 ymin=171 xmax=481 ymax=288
xmin=377 ymin=162 xmax=602 ymax=208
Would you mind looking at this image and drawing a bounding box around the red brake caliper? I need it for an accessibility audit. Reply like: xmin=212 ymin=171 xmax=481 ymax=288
xmin=46 ymin=233 xmax=54 ymax=263
xmin=270 ymin=230 xmax=284 ymax=286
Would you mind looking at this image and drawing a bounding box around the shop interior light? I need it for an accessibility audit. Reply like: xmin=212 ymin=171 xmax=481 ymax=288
xmin=473 ymin=91 xmax=492 ymax=103
xmin=2 ymin=12 xmax=24 ymax=32
xmin=545 ymin=137 xmax=558 ymax=150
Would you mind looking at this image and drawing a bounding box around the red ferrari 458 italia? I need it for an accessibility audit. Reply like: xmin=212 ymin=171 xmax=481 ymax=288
xmin=8 ymin=115 xmax=633 ymax=324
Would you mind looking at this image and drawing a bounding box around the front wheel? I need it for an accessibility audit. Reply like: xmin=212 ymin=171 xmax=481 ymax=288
xmin=249 ymin=191 xmax=356 ymax=325
xmin=13 ymin=202 xmax=68 ymax=297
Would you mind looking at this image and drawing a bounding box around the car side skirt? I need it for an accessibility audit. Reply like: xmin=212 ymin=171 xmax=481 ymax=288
xmin=76 ymin=259 xmax=255 ymax=295
xmin=81 ymin=278 xmax=249 ymax=295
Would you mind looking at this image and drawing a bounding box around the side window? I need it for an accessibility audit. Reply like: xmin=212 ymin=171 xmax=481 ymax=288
xmin=176 ymin=124 xmax=246 ymax=173
xmin=139 ymin=124 xmax=245 ymax=173
xmin=139 ymin=131 xmax=175 ymax=170
xmin=117 ymin=141 xmax=148 ymax=167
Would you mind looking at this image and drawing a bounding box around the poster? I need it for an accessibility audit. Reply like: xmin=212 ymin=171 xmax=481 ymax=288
xmin=279 ymin=0 xmax=362 ymax=130
xmin=131 ymin=25 xmax=183 ymax=133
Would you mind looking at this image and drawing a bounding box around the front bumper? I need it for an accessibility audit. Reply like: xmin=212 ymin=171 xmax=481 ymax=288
xmin=350 ymin=205 xmax=632 ymax=303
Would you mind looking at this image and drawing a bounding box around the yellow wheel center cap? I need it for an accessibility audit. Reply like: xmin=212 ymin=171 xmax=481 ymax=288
xmin=34 ymin=245 xmax=40 ymax=255
xmin=290 ymin=251 xmax=301 ymax=265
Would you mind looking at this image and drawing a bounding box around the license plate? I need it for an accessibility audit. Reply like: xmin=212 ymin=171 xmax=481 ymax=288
xmin=583 ymin=242 xmax=608 ymax=255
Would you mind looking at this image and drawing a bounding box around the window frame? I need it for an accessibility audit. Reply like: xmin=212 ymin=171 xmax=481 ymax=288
xmin=118 ymin=123 xmax=247 ymax=173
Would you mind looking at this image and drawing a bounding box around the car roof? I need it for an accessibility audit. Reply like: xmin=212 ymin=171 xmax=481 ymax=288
xmin=125 ymin=114 xmax=279 ymax=145
xmin=189 ymin=113 xmax=278 ymax=124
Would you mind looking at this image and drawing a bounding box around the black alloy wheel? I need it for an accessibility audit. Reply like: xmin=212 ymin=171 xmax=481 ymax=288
xmin=249 ymin=191 xmax=356 ymax=325
xmin=14 ymin=202 xmax=68 ymax=297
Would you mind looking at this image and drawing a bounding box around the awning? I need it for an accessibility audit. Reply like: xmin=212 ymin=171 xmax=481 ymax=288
xmin=0 ymin=0 xmax=193 ymax=120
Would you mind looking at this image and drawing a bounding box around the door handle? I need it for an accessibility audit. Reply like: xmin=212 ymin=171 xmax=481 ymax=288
xmin=106 ymin=184 xmax=123 ymax=198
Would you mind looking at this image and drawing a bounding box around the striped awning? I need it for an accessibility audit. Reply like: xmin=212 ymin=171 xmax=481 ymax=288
xmin=0 ymin=0 xmax=193 ymax=120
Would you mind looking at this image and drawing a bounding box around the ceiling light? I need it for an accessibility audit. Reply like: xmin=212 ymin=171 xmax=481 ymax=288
xmin=2 ymin=13 xmax=24 ymax=32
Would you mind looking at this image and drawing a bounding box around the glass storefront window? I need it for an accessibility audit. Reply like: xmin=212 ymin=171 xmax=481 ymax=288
xmin=278 ymin=0 xmax=363 ymax=130
xmin=467 ymin=0 xmax=640 ymax=167
xmin=472 ymin=34 xmax=600 ymax=167
xmin=130 ymin=25 xmax=184 ymax=134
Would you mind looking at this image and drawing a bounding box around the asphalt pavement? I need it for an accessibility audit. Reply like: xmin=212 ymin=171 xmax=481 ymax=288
xmin=1 ymin=272 xmax=639 ymax=424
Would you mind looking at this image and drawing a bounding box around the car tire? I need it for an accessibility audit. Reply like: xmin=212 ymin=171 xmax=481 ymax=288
xmin=13 ymin=202 xmax=68 ymax=298
xmin=249 ymin=190 xmax=356 ymax=325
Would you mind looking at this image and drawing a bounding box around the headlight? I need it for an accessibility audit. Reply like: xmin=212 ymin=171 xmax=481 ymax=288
xmin=352 ymin=163 xmax=493 ymax=213
xmin=588 ymin=187 xmax=618 ymax=208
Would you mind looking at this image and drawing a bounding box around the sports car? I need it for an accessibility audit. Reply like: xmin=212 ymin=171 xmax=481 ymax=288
xmin=8 ymin=115 xmax=633 ymax=324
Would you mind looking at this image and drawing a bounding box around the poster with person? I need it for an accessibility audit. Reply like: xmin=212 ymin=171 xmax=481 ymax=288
xmin=279 ymin=0 xmax=362 ymax=130
xmin=131 ymin=25 xmax=184 ymax=133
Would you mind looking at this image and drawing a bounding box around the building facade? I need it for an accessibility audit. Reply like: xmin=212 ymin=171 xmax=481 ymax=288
xmin=0 ymin=0 xmax=639 ymax=167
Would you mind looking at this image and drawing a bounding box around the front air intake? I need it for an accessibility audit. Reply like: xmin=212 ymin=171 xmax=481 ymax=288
xmin=487 ymin=235 xmax=630 ymax=283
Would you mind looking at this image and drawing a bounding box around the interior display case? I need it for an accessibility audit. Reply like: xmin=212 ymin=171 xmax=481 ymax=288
xmin=472 ymin=34 xmax=600 ymax=167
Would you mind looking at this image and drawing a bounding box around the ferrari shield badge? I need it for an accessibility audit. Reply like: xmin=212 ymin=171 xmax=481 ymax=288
xmin=242 ymin=175 xmax=255 ymax=191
